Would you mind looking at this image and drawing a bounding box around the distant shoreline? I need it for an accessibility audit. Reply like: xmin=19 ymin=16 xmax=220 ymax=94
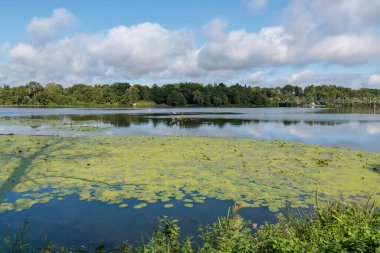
xmin=1 ymin=82 xmax=379 ymax=108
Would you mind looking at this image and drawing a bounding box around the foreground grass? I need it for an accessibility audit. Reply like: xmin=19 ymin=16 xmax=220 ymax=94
xmin=2 ymin=200 xmax=379 ymax=253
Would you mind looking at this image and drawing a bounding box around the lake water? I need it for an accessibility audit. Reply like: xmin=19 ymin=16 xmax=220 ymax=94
xmin=0 ymin=107 xmax=379 ymax=251
xmin=1 ymin=107 xmax=380 ymax=152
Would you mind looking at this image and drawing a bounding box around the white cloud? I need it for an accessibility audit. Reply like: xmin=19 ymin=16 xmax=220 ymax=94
xmin=269 ymin=71 xmax=373 ymax=88
xmin=27 ymin=8 xmax=76 ymax=44
xmin=281 ymin=0 xmax=380 ymax=65
xmin=90 ymin=23 xmax=195 ymax=77
xmin=368 ymin=74 xmax=380 ymax=87
xmin=283 ymin=0 xmax=380 ymax=35
xmin=8 ymin=35 xmax=102 ymax=83
xmin=197 ymin=0 xmax=380 ymax=73
xmin=9 ymin=43 xmax=38 ymax=62
xmin=5 ymin=22 xmax=199 ymax=85
xmin=306 ymin=35 xmax=380 ymax=65
xmin=198 ymin=21 xmax=291 ymax=71
xmin=1 ymin=1 xmax=380 ymax=87
xmin=244 ymin=0 xmax=268 ymax=11
xmin=247 ymin=71 xmax=266 ymax=82
xmin=289 ymin=70 xmax=315 ymax=83
xmin=202 ymin=18 xmax=228 ymax=41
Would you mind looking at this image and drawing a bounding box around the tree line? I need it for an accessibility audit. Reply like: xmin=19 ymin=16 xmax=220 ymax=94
xmin=0 ymin=81 xmax=379 ymax=107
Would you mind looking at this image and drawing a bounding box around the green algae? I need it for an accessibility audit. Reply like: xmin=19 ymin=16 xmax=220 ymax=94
xmin=46 ymin=125 xmax=111 ymax=132
xmin=134 ymin=203 xmax=148 ymax=209
xmin=0 ymin=117 xmax=111 ymax=132
xmin=0 ymin=135 xmax=379 ymax=213
xmin=0 ymin=118 xmax=92 ymax=127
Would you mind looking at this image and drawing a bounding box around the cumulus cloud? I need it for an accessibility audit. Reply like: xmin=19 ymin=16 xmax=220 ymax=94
xmin=202 ymin=18 xmax=228 ymax=41
xmin=198 ymin=0 xmax=380 ymax=72
xmin=244 ymin=0 xmax=268 ymax=11
xmin=0 ymin=67 xmax=4 ymax=81
xmin=368 ymin=74 xmax=380 ymax=87
xmin=8 ymin=35 xmax=101 ymax=82
xmin=5 ymin=21 xmax=199 ymax=84
xmin=284 ymin=0 xmax=380 ymax=34
xmin=281 ymin=0 xmax=380 ymax=65
xmin=1 ymin=1 xmax=380 ymax=86
xmin=247 ymin=71 xmax=266 ymax=82
xmin=198 ymin=21 xmax=291 ymax=70
xmin=90 ymin=23 xmax=195 ymax=77
xmin=273 ymin=71 xmax=372 ymax=88
xmin=289 ymin=70 xmax=315 ymax=84
xmin=27 ymin=8 xmax=76 ymax=44
xmin=306 ymin=35 xmax=380 ymax=65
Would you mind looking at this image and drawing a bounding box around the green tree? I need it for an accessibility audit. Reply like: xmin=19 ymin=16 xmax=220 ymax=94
xmin=125 ymin=86 xmax=140 ymax=105
xmin=167 ymin=90 xmax=187 ymax=106
xmin=26 ymin=81 xmax=44 ymax=104
xmin=192 ymin=90 xmax=204 ymax=105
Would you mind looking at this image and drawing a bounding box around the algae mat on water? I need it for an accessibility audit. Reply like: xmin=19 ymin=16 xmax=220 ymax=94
xmin=0 ymin=135 xmax=379 ymax=213
xmin=0 ymin=117 xmax=111 ymax=132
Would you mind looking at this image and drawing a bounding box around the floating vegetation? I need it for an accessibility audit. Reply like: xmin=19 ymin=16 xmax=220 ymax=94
xmin=0 ymin=117 xmax=111 ymax=132
xmin=0 ymin=118 xmax=92 ymax=126
xmin=0 ymin=135 xmax=379 ymax=213
xmin=46 ymin=125 xmax=111 ymax=132
xmin=134 ymin=203 xmax=148 ymax=209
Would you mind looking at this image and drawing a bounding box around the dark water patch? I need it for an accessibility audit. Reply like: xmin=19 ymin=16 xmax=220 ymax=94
xmin=369 ymin=164 xmax=380 ymax=173
xmin=0 ymin=195 xmax=305 ymax=250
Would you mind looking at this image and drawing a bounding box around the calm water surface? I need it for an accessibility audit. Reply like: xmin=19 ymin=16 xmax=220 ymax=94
xmin=1 ymin=107 xmax=380 ymax=152
xmin=0 ymin=107 xmax=379 ymax=250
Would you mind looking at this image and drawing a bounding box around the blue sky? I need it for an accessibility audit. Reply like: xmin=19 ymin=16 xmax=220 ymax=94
xmin=0 ymin=0 xmax=380 ymax=88
xmin=0 ymin=0 xmax=287 ymax=40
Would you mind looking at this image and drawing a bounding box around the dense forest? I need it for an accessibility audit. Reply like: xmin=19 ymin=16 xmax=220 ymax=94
xmin=0 ymin=81 xmax=379 ymax=107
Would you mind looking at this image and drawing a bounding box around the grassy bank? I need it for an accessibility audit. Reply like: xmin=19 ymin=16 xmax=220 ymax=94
xmin=2 ymin=200 xmax=379 ymax=252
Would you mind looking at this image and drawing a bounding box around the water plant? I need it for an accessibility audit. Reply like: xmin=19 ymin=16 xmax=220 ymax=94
xmin=0 ymin=117 xmax=111 ymax=132
xmin=0 ymin=135 xmax=379 ymax=213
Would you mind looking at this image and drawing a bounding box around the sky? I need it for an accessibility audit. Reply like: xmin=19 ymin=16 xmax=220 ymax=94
xmin=0 ymin=0 xmax=380 ymax=88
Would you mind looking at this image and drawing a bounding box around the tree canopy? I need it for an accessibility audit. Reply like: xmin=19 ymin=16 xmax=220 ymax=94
xmin=0 ymin=81 xmax=379 ymax=107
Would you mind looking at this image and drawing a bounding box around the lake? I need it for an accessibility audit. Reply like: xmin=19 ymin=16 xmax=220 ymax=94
xmin=1 ymin=107 xmax=380 ymax=152
xmin=0 ymin=107 xmax=379 ymax=251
